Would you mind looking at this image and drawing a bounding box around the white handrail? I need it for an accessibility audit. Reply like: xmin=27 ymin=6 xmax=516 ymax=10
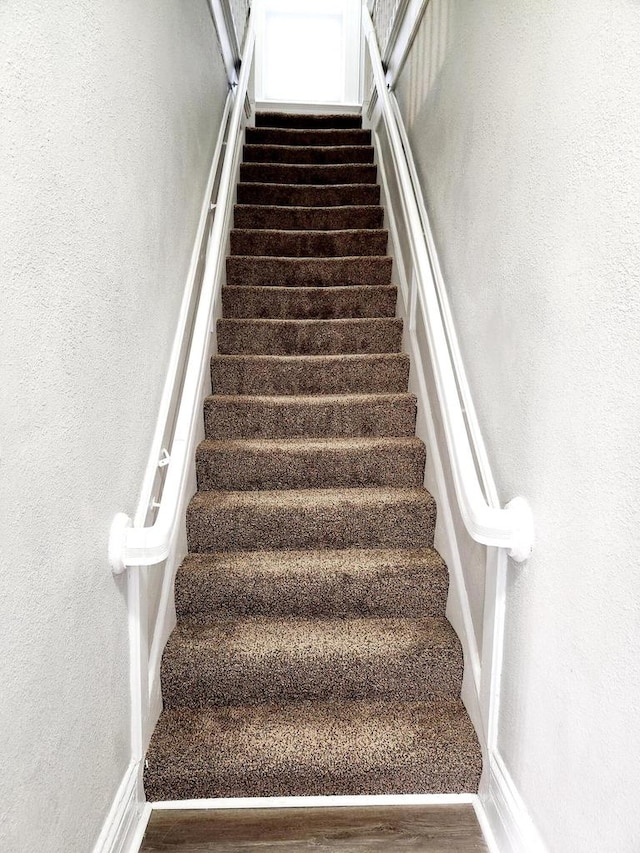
xmin=363 ymin=7 xmax=534 ymax=562
xmin=109 ymin=21 xmax=256 ymax=573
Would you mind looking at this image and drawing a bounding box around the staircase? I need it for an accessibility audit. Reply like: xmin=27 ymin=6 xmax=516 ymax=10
xmin=144 ymin=112 xmax=482 ymax=801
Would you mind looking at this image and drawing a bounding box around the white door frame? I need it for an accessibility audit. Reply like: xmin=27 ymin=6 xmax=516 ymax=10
xmin=254 ymin=0 xmax=363 ymax=108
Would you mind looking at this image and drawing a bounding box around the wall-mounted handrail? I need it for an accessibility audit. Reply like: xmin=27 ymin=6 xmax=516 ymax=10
xmin=109 ymin=21 xmax=256 ymax=573
xmin=207 ymin=0 xmax=242 ymax=85
xmin=363 ymin=7 xmax=534 ymax=562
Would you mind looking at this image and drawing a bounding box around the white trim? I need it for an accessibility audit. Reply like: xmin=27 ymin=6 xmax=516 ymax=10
xmin=373 ymin=123 xmax=483 ymax=711
xmin=126 ymin=804 xmax=152 ymax=853
xmin=144 ymin=115 xmax=248 ymax=725
xmin=255 ymin=100 xmax=363 ymax=114
xmin=482 ymin=753 xmax=549 ymax=853
xmin=473 ymin=797 xmax=502 ymax=853
xmin=92 ymin=762 xmax=142 ymax=853
xmin=151 ymin=793 xmax=479 ymax=810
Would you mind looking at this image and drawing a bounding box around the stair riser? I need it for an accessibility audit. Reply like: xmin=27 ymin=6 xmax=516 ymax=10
xmin=204 ymin=396 xmax=417 ymax=439
xmin=234 ymin=205 xmax=384 ymax=231
xmin=145 ymin=764 xmax=477 ymax=801
xmin=243 ymin=145 xmax=375 ymax=165
xmin=246 ymin=127 xmax=371 ymax=146
xmin=161 ymin=635 xmax=463 ymax=709
xmin=221 ymin=285 xmax=397 ymax=319
xmin=175 ymin=550 xmax=449 ymax=620
xmin=240 ymin=164 xmax=377 ymax=185
xmin=230 ymin=230 xmax=388 ymax=258
xmin=217 ymin=318 xmax=403 ymax=356
xmin=237 ymin=183 xmax=380 ymax=207
xmin=196 ymin=441 xmax=426 ymax=491
xmin=226 ymin=256 xmax=393 ymax=287
xmin=211 ymin=354 xmax=410 ymax=395
xmin=255 ymin=112 xmax=362 ymax=128
xmin=144 ymin=699 xmax=482 ymax=802
xmin=186 ymin=492 xmax=436 ymax=552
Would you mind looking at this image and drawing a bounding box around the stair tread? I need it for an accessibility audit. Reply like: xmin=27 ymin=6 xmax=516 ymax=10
xmin=186 ymin=486 xmax=436 ymax=552
xmin=243 ymin=144 xmax=375 ymax=164
xmin=176 ymin=547 xmax=446 ymax=614
xmin=240 ymin=163 xmax=378 ymax=186
xmin=237 ymin=182 xmax=381 ymax=207
xmin=211 ymin=352 xmax=409 ymax=395
xmin=188 ymin=485 xmax=435 ymax=510
xmin=217 ymin=317 xmax=402 ymax=356
xmin=204 ymin=392 xmax=417 ymax=439
xmin=226 ymin=255 xmax=393 ymax=287
xmin=198 ymin=435 xmax=424 ymax=450
xmin=161 ymin=615 xmax=462 ymax=707
xmin=144 ymin=698 xmax=482 ymax=799
xmin=175 ymin=547 xmax=449 ymax=621
xmin=196 ymin=436 xmax=425 ymax=491
xmin=246 ymin=127 xmax=371 ymax=145
xmin=221 ymin=284 xmax=397 ymax=319
xmin=234 ymin=204 xmax=384 ymax=231
xmin=168 ymin=614 xmax=459 ymax=652
xmin=255 ymin=112 xmax=362 ymax=128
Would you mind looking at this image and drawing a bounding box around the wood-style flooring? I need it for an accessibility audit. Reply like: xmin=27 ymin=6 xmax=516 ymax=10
xmin=140 ymin=805 xmax=489 ymax=852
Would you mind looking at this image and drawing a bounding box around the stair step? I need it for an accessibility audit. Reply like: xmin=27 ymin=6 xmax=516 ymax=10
xmin=255 ymin=112 xmax=362 ymax=129
xmin=237 ymin=182 xmax=380 ymax=207
xmin=234 ymin=204 xmax=384 ymax=231
xmin=161 ymin=616 xmax=462 ymax=709
xmin=246 ymin=126 xmax=372 ymax=146
xmin=221 ymin=285 xmax=397 ymax=319
xmin=175 ymin=547 xmax=449 ymax=621
xmin=230 ymin=228 xmax=388 ymax=258
xmin=240 ymin=163 xmax=377 ymax=186
xmin=204 ymin=393 xmax=417 ymax=439
xmin=226 ymin=256 xmax=392 ymax=287
xmin=211 ymin=354 xmax=410 ymax=395
xmin=243 ymin=144 xmax=375 ymax=165
xmin=186 ymin=486 xmax=436 ymax=552
xmin=196 ymin=437 xmax=426 ymax=491
xmin=217 ymin=318 xmax=403 ymax=356
xmin=144 ymin=699 xmax=482 ymax=800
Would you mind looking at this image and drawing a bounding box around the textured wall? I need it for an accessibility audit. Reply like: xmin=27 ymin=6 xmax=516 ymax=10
xmin=395 ymin=1 xmax=640 ymax=851
xmin=0 ymin=1 xmax=227 ymax=850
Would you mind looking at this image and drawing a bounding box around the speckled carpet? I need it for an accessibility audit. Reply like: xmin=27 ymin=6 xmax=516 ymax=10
xmin=144 ymin=112 xmax=482 ymax=801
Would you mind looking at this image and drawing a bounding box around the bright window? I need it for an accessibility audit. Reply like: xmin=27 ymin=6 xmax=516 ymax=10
xmin=255 ymin=0 xmax=362 ymax=105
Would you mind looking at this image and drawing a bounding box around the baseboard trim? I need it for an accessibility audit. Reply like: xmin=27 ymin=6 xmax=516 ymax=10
xmin=482 ymin=752 xmax=549 ymax=853
xmin=151 ymin=793 xmax=478 ymax=811
xmin=92 ymin=761 xmax=143 ymax=853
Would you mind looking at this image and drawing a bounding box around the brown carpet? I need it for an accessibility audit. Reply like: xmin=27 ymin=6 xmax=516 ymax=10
xmin=144 ymin=111 xmax=482 ymax=801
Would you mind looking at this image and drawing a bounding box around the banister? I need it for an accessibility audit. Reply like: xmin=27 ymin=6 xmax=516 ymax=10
xmin=363 ymin=7 xmax=534 ymax=562
xmin=109 ymin=21 xmax=255 ymax=574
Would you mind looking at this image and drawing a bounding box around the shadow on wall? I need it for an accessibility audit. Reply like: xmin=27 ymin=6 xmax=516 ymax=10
xmin=406 ymin=0 xmax=453 ymax=128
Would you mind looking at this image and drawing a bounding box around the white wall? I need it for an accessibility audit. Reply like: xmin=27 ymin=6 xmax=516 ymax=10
xmin=395 ymin=2 xmax=640 ymax=851
xmin=0 ymin=2 xmax=228 ymax=850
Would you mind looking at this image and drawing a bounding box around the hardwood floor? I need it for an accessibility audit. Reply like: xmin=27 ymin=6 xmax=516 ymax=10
xmin=140 ymin=804 xmax=489 ymax=852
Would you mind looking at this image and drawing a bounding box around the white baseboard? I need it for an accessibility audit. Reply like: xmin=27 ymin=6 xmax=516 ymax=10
xmin=256 ymin=100 xmax=363 ymax=114
xmin=482 ymin=752 xmax=548 ymax=853
xmin=152 ymin=792 xmax=478 ymax=810
xmin=92 ymin=761 xmax=144 ymax=853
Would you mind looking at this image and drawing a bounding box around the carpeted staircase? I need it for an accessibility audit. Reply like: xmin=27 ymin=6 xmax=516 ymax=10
xmin=144 ymin=112 xmax=482 ymax=801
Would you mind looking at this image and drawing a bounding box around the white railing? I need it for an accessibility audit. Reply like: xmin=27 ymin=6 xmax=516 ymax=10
xmin=363 ymin=7 xmax=534 ymax=562
xmin=108 ymin=21 xmax=256 ymax=574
